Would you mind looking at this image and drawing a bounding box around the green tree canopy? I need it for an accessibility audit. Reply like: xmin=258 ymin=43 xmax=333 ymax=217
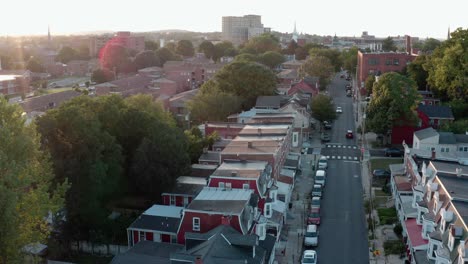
xmin=26 ymin=57 xmax=45 ymax=72
xmin=406 ymin=55 xmax=429 ymax=89
xmin=310 ymin=94 xmax=336 ymax=123
xmin=56 ymin=46 xmax=79 ymax=64
xmin=365 ymin=75 xmax=376 ymax=96
xmin=212 ymin=41 xmax=237 ymax=62
xmin=0 ymin=97 xmax=67 ymax=263
xmin=91 ymin=68 xmax=114 ymax=84
xmin=243 ymin=33 xmax=280 ymax=54
xmin=234 ymin=53 xmax=259 ymax=63
xmin=294 ymin=46 xmax=309 ymax=60
xmin=155 ymin=47 xmax=181 ymax=66
xmin=259 ymin=51 xmax=285 ymax=69
xmin=0 ymin=54 xmax=13 ymax=70
xmin=144 ymin=40 xmax=159 ymax=51
xmin=425 ymin=28 xmax=468 ymax=101
xmin=309 ymin=48 xmax=342 ymax=72
xmin=134 ymin=50 xmax=161 ymax=69
xmin=176 ymin=40 xmax=195 ymax=57
xmin=340 ymin=46 xmax=358 ymax=75
xmin=299 ymin=55 xmax=334 ymax=89
xmin=366 ymin=72 xmax=421 ymax=134
xmin=382 ymin=37 xmax=397 ymax=52
xmin=440 ymin=119 xmax=468 ymax=134
xmin=421 ymin=38 xmax=441 ymax=53
xmin=283 ymin=40 xmax=298 ymax=55
xmin=100 ymin=44 xmax=133 ymax=74
xmin=198 ymin=40 xmax=215 ymax=60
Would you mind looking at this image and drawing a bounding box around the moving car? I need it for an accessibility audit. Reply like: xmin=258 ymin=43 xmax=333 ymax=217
xmin=373 ymin=169 xmax=391 ymax=178
xmin=320 ymin=132 xmax=330 ymax=142
xmin=311 ymin=196 xmax=321 ymax=210
xmin=346 ymin=130 xmax=354 ymax=139
xmin=336 ymin=106 xmax=343 ymax=113
xmin=384 ymin=147 xmax=403 ymax=157
xmin=304 ymin=225 xmax=319 ymax=247
xmin=318 ymin=156 xmax=328 ymax=170
xmin=308 ymin=208 xmax=321 ymax=225
xmin=323 ymin=121 xmax=332 ymax=130
xmin=311 ymin=184 xmax=322 ymax=198
xmin=302 ymin=250 xmax=317 ymax=264
xmin=315 ymin=170 xmax=326 ymax=187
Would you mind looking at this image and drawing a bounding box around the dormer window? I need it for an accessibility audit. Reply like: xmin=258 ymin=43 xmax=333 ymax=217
xmin=264 ymin=203 xmax=272 ymax=218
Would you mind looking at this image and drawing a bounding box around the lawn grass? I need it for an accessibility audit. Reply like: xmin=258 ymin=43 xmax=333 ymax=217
xmin=377 ymin=207 xmax=398 ymax=225
xmin=374 ymin=189 xmax=390 ymax=197
xmin=370 ymin=158 xmax=404 ymax=171
xmin=47 ymin=87 xmax=74 ymax=94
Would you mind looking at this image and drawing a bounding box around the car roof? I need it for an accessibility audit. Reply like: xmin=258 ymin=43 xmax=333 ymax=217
xmin=347 ymin=130 xmax=353 ymax=133
xmin=304 ymin=250 xmax=316 ymax=256
xmin=313 ymin=184 xmax=322 ymax=188
xmin=306 ymin=225 xmax=317 ymax=232
xmin=312 ymin=196 xmax=320 ymax=201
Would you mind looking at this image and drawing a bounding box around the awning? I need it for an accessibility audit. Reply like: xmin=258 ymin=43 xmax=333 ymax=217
xmin=405 ymin=218 xmax=428 ymax=249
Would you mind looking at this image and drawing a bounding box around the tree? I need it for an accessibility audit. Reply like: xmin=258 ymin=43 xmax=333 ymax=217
xmin=340 ymin=46 xmax=358 ymax=75
xmin=77 ymin=45 xmax=90 ymax=60
xmin=187 ymin=80 xmax=244 ymax=122
xmin=176 ymin=40 xmax=195 ymax=57
xmin=234 ymin=53 xmax=259 ymax=63
xmin=406 ymin=55 xmax=429 ymax=89
xmin=164 ymin=42 xmax=177 ymax=53
xmin=155 ymin=47 xmax=180 ymax=66
xmin=243 ymin=33 xmax=280 ymax=54
xmin=382 ymin=37 xmax=398 ymax=52
xmin=134 ymin=50 xmax=160 ymax=70
xmin=198 ymin=40 xmax=215 ymax=60
xmin=366 ymin=72 xmax=421 ymax=135
xmin=185 ymin=127 xmax=204 ymax=163
xmin=421 ymin=38 xmax=441 ymax=53
xmin=100 ymin=44 xmax=132 ymax=74
xmin=294 ymin=46 xmax=309 ymax=60
xmin=309 ymin=48 xmax=342 ymax=72
xmin=0 ymin=97 xmax=67 ymax=263
xmin=214 ymin=61 xmax=277 ymax=109
xmin=440 ymin=119 xmax=468 ymax=134
xmin=0 ymin=54 xmax=13 ymax=70
xmin=144 ymin=40 xmax=159 ymax=51
xmin=283 ymin=40 xmax=298 ymax=55
xmin=365 ymin=75 xmax=376 ymax=96
xmin=56 ymin=46 xmax=79 ymax=64
xmin=259 ymin=51 xmax=285 ymax=69
xmin=212 ymin=41 xmax=236 ymax=62
xmin=299 ymin=55 xmax=334 ymax=89
xmin=310 ymin=94 xmax=336 ymax=123
xmin=425 ymin=28 xmax=468 ymax=101
xmin=91 ymin=68 xmax=114 ymax=84
xmin=26 ymin=57 xmax=45 ymax=72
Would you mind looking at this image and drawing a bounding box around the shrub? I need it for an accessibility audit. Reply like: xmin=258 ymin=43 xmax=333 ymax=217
xmin=393 ymin=223 xmax=403 ymax=237
xmin=377 ymin=207 xmax=398 ymax=225
xmin=383 ymin=240 xmax=405 ymax=255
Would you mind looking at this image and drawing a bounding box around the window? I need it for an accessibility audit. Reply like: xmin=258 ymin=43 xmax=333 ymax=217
xmin=219 ymin=182 xmax=225 ymax=188
xmin=393 ymin=59 xmax=400 ymax=65
xmin=368 ymin=58 xmax=379 ymax=65
xmin=441 ymin=147 xmax=449 ymax=153
xmin=170 ymin=196 xmax=176 ymax=205
xmin=385 ymin=59 xmax=392 ymax=65
xmin=139 ymin=231 xmax=146 ymax=241
xmin=192 ymin=217 xmax=200 ymax=231
xmin=226 ymin=182 xmax=232 ymax=189
xmin=243 ymin=183 xmax=250 ymax=189
xmin=264 ymin=203 xmax=272 ymax=217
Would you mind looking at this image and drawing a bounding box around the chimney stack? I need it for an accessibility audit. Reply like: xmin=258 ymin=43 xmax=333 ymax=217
xmin=195 ymin=256 xmax=203 ymax=264
xmin=456 ymin=168 xmax=463 ymax=177
xmin=431 ymin=148 xmax=436 ymax=160
xmin=221 ymin=215 xmax=231 ymax=226
xmin=406 ymin=35 xmax=412 ymax=55
xmin=248 ymin=141 xmax=253 ymax=148
xmin=258 ymin=128 xmax=262 ymax=136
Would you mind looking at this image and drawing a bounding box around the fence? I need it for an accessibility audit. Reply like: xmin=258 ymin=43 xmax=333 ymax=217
xmin=71 ymin=241 xmax=128 ymax=256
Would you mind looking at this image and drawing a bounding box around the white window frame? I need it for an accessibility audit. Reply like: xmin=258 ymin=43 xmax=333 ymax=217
xmin=226 ymin=182 xmax=232 ymax=189
xmin=243 ymin=183 xmax=250 ymax=189
xmin=448 ymin=230 xmax=455 ymax=251
xmin=192 ymin=217 xmax=200 ymax=231
xmin=264 ymin=203 xmax=272 ymax=218
xmin=218 ymin=182 xmax=225 ymax=188
xmin=139 ymin=231 xmax=146 ymax=241
xmin=170 ymin=195 xmax=176 ymax=205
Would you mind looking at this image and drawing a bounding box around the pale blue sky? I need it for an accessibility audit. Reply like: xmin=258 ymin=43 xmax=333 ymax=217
xmin=2 ymin=0 xmax=466 ymax=39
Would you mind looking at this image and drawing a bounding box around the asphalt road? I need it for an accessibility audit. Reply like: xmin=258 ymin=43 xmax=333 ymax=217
xmin=314 ymin=74 xmax=369 ymax=264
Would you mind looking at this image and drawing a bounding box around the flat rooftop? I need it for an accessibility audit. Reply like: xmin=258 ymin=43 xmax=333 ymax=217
xmin=212 ymin=161 xmax=268 ymax=178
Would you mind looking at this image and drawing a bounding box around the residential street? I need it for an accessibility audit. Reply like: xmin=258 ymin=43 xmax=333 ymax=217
xmin=314 ymin=74 xmax=369 ymax=263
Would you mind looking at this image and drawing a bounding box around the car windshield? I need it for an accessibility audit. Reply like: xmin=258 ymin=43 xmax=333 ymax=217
xmin=306 ymin=231 xmax=317 ymax=237
xmin=316 ymin=176 xmax=324 ymax=180
xmin=311 ymin=212 xmax=319 ymax=218
xmin=303 ymin=256 xmax=316 ymax=263
xmin=312 ymin=199 xmax=320 ymax=205
xmin=313 ymin=187 xmax=321 ymax=192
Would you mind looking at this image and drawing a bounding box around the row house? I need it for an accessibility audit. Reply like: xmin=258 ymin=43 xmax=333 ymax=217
xmin=198 ymin=150 xmax=221 ymax=165
xmin=203 ymin=122 xmax=245 ymax=139
xmin=418 ymin=90 xmax=440 ymax=106
xmin=0 ymin=70 xmax=31 ymax=96
xmin=161 ymin=176 xmax=207 ymax=207
xmin=126 ymin=205 xmax=183 ymax=246
xmin=176 ymin=187 xmax=258 ymax=244
xmin=167 ymin=89 xmax=199 ymax=124
xmin=287 ymin=78 xmax=319 ymax=98
xmin=391 ymin=141 xmax=468 ymax=263
xmin=163 ymin=60 xmax=224 ymax=92
xmin=417 ymin=105 xmax=455 ymax=130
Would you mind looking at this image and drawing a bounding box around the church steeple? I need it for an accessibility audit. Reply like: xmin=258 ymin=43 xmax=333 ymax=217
xmin=48 ymin=25 xmax=51 ymax=43
xmin=447 ymin=27 xmax=451 ymax=40
xmin=292 ymin=22 xmax=298 ymax=42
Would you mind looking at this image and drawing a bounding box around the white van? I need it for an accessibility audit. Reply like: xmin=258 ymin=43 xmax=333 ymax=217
xmin=304 ymin=224 xmax=319 ymax=247
xmin=315 ymin=170 xmax=326 ymax=187
xmin=318 ymin=156 xmax=328 ymax=170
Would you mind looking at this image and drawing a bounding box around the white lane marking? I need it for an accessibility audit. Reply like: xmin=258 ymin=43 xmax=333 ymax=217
xmin=354 ymin=174 xmax=359 ymax=178
xmin=326 ymin=156 xmax=331 ymax=159
xmin=338 ymin=145 xmax=342 ymax=148
xmin=331 ymin=156 xmax=335 ymax=159
xmin=353 ymin=146 xmax=357 ymax=149
xmin=337 ymin=156 xmax=341 ymax=159
xmin=354 ymin=157 xmax=358 ymax=160
xmin=348 ymin=156 xmax=352 ymax=160
xmin=344 ymin=161 xmax=360 ymax=164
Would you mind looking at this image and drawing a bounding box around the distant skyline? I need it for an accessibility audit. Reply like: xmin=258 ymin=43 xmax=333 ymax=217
xmin=1 ymin=0 xmax=466 ymax=39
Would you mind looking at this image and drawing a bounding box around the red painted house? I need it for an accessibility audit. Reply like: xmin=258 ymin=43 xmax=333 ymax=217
xmin=161 ymin=176 xmax=207 ymax=207
xmin=208 ymin=160 xmax=273 ymax=213
xmin=287 ymin=79 xmax=319 ymax=97
xmin=127 ymin=205 xmax=183 ymax=246
xmin=176 ymin=187 xmax=258 ymax=244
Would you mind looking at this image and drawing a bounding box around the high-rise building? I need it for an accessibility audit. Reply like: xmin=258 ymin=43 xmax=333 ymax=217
xmin=222 ymin=15 xmax=267 ymax=45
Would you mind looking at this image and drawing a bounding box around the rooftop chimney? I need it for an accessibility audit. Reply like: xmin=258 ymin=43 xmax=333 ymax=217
xmin=221 ymin=215 xmax=231 ymax=226
xmin=456 ymin=168 xmax=463 ymax=177
xmin=195 ymin=256 xmax=203 ymax=264
xmin=231 ymin=171 xmax=237 ymax=177
xmin=406 ymin=35 xmax=412 ymax=55
xmin=248 ymin=141 xmax=253 ymax=148
xmin=431 ymin=148 xmax=436 ymax=160
xmin=258 ymin=128 xmax=262 ymax=136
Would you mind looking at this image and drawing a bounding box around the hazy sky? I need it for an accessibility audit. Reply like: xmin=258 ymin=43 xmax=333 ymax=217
xmin=2 ymin=0 xmax=466 ymax=39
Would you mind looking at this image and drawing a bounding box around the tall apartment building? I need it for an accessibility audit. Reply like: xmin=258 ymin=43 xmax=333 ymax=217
xmin=222 ymin=15 xmax=269 ymax=45
xmin=89 ymin=31 xmax=145 ymax=57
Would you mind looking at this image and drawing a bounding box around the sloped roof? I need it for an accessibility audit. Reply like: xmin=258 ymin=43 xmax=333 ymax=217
xmin=19 ymin=90 xmax=82 ymax=113
xmin=255 ymin=96 xmax=282 ymax=109
xmin=438 ymin=132 xmax=457 ymax=144
xmin=129 ymin=205 xmax=183 ymax=233
xmin=110 ymin=241 xmax=183 ymax=264
xmin=414 ymin=127 xmax=438 ymax=141
xmin=418 ymin=105 xmax=454 ymax=119
xmin=455 ymin=134 xmax=468 ymax=144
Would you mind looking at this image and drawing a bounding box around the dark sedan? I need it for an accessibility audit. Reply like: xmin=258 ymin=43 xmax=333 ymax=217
xmin=384 ymin=148 xmax=403 ymax=157
xmin=372 ymin=169 xmax=391 ymax=178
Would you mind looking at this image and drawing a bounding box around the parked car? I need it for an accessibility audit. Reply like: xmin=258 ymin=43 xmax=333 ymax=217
xmin=373 ymin=169 xmax=391 ymax=178
xmin=336 ymin=106 xmax=343 ymax=113
xmin=384 ymin=147 xmax=403 ymax=157
xmin=340 ymin=74 xmax=345 ymax=78
xmin=308 ymin=208 xmax=321 ymax=225
xmin=318 ymin=156 xmax=328 ymax=170
xmin=346 ymin=90 xmax=352 ymax=97
xmin=311 ymin=184 xmax=322 ymax=198
xmin=346 ymin=76 xmax=351 ymax=81
xmin=302 ymin=250 xmax=317 ymax=264
xmin=346 ymin=130 xmax=354 ymax=139
xmin=323 ymin=121 xmax=332 ymax=130
xmin=304 ymin=225 xmax=319 ymax=247
xmin=301 ymin=147 xmax=308 ymax=154
xmin=311 ymin=196 xmax=321 ymax=210
xmin=315 ymin=170 xmax=326 ymax=187
xmin=320 ymin=132 xmax=330 ymax=142
xmin=345 ymin=83 xmax=352 ymax=89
